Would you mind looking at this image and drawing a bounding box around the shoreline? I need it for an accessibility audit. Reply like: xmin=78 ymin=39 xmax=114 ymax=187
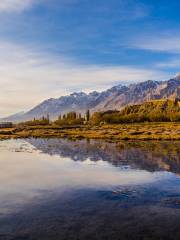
xmin=0 ymin=122 xmax=180 ymax=141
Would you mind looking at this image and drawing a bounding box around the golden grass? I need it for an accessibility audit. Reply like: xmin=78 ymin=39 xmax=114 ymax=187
xmin=0 ymin=122 xmax=180 ymax=141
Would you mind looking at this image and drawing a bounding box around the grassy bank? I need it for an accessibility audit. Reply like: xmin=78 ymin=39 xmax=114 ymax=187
xmin=0 ymin=122 xmax=180 ymax=140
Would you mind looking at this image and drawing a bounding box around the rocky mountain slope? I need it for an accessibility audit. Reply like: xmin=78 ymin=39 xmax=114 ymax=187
xmin=2 ymin=75 xmax=180 ymax=122
xmin=93 ymin=78 xmax=180 ymax=112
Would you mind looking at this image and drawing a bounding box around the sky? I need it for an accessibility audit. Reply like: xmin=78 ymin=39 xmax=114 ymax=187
xmin=0 ymin=0 xmax=180 ymax=116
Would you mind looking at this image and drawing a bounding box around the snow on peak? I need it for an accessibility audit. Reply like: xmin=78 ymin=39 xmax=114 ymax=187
xmin=175 ymin=72 xmax=180 ymax=80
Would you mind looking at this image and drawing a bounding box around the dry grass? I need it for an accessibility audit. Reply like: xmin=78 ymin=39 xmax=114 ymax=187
xmin=0 ymin=122 xmax=180 ymax=141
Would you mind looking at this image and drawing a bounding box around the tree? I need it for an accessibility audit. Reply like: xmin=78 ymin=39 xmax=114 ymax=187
xmin=86 ymin=109 xmax=90 ymax=121
xmin=66 ymin=112 xmax=77 ymax=120
xmin=54 ymin=111 xmax=84 ymax=126
xmin=47 ymin=114 xmax=50 ymax=121
xmin=78 ymin=113 xmax=82 ymax=119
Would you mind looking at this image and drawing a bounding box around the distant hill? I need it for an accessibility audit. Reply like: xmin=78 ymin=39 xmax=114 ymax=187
xmin=91 ymin=99 xmax=180 ymax=123
xmin=1 ymin=75 xmax=180 ymax=122
xmin=1 ymin=111 xmax=25 ymax=122
xmin=121 ymin=99 xmax=180 ymax=116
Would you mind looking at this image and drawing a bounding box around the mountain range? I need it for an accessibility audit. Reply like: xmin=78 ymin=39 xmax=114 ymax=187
xmin=2 ymin=75 xmax=180 ymax=122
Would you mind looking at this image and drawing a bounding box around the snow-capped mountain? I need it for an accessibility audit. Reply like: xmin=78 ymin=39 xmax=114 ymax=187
xmin=2 ymin=76 xmax=180 ymax=122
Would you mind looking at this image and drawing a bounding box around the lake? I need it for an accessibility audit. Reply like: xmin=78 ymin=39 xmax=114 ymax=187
xmin=0 ymin=138 xmax=180 ymax=240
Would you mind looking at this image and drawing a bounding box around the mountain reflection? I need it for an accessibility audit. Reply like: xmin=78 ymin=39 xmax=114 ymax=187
xmin=26 ymin=138 xmax=180 ymax=174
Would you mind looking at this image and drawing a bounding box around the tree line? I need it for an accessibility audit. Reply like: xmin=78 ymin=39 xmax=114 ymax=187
xmin=91 ymin=99 xmax=180 ymax=124
xmin=54 ymin=110 xmax=90 ymax=125
xmin=19 ymin=99 xmax=180 ymax=126
xmin=19 ymin=110 xmax=90 ymax=126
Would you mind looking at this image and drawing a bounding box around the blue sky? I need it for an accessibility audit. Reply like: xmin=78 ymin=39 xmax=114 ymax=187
xmin=0 ymin=0 xmax=180 ymax=116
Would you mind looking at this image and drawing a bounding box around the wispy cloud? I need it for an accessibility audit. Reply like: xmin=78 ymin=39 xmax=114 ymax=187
xmin=0 ymin=41 xmax=169 ymax=116
xmin=0 ymin=0 xmax=82 ymax=13
xmin=93 ymin=0 xmax=149 ymax=21
xmin=0 ymin=0 xmax=37 ymax=12
xmin=156 ymin=59 xmax=180 ymax=68
xmin=129 ymin=34 xmax=180 ymax=53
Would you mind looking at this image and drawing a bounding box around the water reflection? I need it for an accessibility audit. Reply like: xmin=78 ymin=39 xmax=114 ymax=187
xmin=0 ymin=138 xmax=180 ymax=240
xmin=27 ymin=138 xmax=180 ymax=174
xmin=0 ymin=139 xmax=167 ymax=215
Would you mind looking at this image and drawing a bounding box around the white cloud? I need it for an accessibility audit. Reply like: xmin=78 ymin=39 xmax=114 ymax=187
xmin=156 ymin=59 xmax=180 ymax=68
xmin=0 ymin=0 xmax=36 ymax=12
xmin=0 ymin=41 xmax=170 ymax=117
xmin=130 ymin=35 xmax=180 ymax=53
xmin=0 ymin=0 xmax=81 ymax=12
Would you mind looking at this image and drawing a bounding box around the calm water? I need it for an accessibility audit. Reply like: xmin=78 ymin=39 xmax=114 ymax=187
xmin=0 ymin=139 xmax=180 ymax=240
